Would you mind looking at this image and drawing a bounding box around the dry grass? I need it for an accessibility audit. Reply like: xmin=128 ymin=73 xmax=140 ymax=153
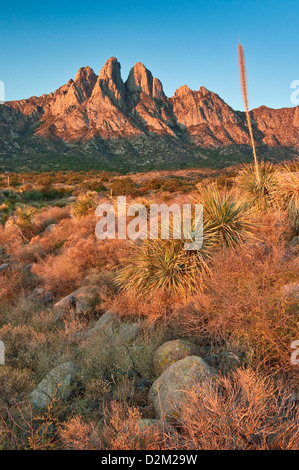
xmin=34 ymin=205 xmax=70 ymax=230
xmin=172 ymin=221 xmax=299 ymax=380
xmin=60 ymin=401 xmax=177 ymax=450
xmin=178 ymin=368 xmax=299 ymax=450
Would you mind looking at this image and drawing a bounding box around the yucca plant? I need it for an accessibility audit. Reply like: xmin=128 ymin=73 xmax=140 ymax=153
xmin=195 ymin=184 xmax=258 ymax=247
xmin=71 ymin=192 xmax=97 ymax=218
xmin=236 ymin=161 xmax=277 ymax=210
xmin=14 ymin=204 xmax=37 ymax=239
xmin=15 ymin=205 xmax=36 ymax=227
xmin=116 ymin=224 xmax=216 ymax=296
xmin=271 ymin=167 xmax=299 ymax=232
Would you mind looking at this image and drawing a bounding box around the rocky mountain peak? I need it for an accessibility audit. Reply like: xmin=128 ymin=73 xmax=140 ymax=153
xmin=98 ymin=57 xmax=121 ymax=82
xmin=152 ymin=77 xmax=166 ymax=100
xmin=95 ymin=57 xmax=125 ymax=107
xmin=75 ymin=66 xmax=97 ymax=83
xmin=173 ymin=85 xmax=193 ymax=98
xmin=125 ymin=62 xmax=165 ymax=100
xmin=74 ymin=66 xmax=97 ymax=100
xmin=199 ymin=86 xmax=209 ymax=96
xmin=1 ymin=57 xmax=298 ymax=155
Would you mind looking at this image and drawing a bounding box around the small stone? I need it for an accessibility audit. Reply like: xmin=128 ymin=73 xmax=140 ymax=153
xmin=0 ymin=263 xmax=9 ymax=273
xmin=54 ymin=285 xmax=100 ymax=320
xmin=72 ymin=311 xmax=142 ymax=343
xmin=44 ymin=223 xmax=57 ymax=233
xmin=290 ymin=236 xmax=299 ymax=247
xmin=282 ymin=283 xmax=299 ymax=301
xmin=30 ymin=362 xmax=79 ymax=410
xmin=153 ymin=339 xmax=200 ymax=376
xmin=149 ymin=356 xmax=217 ymax=420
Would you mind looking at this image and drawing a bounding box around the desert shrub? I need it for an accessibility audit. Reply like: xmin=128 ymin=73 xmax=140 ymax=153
xmin=34 ymin=205 xmax=70 ymax=230
xmin=4 ymin=217 xmax=76 ymax=265
xmin=178 ymin=368 xmax=299 ymax=450
xmin=71 ymin=192 xmax=96 ymax=218
xmin=41 ymin=189 xmax=71 ymax=200
xmin=173 ymin=229 xmax=299 ymax=378
xmin=21 ymin=190 xmax=44 ymax=202
xmin=108 ymin=289 xmax=174 ymax=324
xmin=35 ymin=175 xmax=55 ymax=191
xmin=161 ymin=178 xmax=191 ymax=193
xmin=60 ymin=401 xmax=176 ymax=450
xmin=194 ymin=184 xmax=258 ymax=248
xmin=139 ymin=178 xmax=164 ymax=193
xmin=0 ymin=367 xmax=33 ymax=412
xmin=32 ymin=232 xmax=124 ymax=296
xmin=2 ymin=397 xmax=62 ymax=450
xmin=32 ymin=236 xmax=100 ymax=295
xmin=59 ymin=415 xmax=102 ymax=450
xmin=0 ymin=296 xmax=44 ymax=326
xmin=83 ymin=179 xmax=107 ymax=192
xmin=0 ymin=269 xmax=34 ymax=302
xmin=0 ymin=319 xmax=73 ymax=379
xmin=0 ymin=324 xmax=47 ymax=371
xmin=79 ymin=323 xmax=164 ymax=388
xmin=237 ymin=161 xmax=277 ymax=209
xmin=0 ymin=202 xmax=10 ymax=224
xmin=110 ymin=178 xmax=138 ymax=197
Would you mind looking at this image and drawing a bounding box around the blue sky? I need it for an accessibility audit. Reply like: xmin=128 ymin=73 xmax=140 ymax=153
xmin=0 ymin=0 xmax=298 ymax=110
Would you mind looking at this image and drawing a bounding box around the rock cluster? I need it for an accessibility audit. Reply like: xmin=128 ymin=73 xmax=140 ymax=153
xmin=149 ymin=342 xmax=216 ymax=420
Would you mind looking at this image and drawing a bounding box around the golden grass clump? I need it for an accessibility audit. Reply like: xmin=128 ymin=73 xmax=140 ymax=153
xmin=178 ymin=368 xmax=299 ymax=450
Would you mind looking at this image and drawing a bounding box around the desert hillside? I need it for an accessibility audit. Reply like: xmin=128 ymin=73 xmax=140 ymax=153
xmin=0 ymin=162 xmax=298 ymax=449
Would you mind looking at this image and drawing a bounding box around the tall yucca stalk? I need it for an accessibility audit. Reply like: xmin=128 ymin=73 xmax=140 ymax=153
xmin=238 ymin=42 xmax=260 ymax=184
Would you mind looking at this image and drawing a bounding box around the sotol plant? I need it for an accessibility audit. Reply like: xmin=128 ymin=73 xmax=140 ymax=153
xmin=272 ymin=165 xmax=299 ymax=232
xmin=71 ymin=192 xmax=97 ymax=218
xmin=195 ymin=184 xmax=258 ymax=247
xmin=237 ymin=161 xmax=277 ymax=210
xmin=15 ymin=205 xmax=36 ymax=227
xmin=116 ymin=225 xmax=217 ymax=296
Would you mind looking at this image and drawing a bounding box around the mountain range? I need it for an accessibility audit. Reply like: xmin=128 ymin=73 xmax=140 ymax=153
xmin=0 ymin=57 xmax=298 ymax=171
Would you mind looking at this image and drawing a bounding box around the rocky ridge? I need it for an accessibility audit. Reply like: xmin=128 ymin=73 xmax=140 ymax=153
xmin=0 ymin=57 xmax=298 ymax=169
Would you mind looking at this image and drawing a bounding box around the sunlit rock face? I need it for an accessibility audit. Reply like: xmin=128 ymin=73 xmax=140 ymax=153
xmin=1 ymin=57 xmax=299 ymax=149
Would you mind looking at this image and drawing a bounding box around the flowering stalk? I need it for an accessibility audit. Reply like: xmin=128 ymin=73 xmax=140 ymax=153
xmin=238 ymin=42 xmax=260 ymax=184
